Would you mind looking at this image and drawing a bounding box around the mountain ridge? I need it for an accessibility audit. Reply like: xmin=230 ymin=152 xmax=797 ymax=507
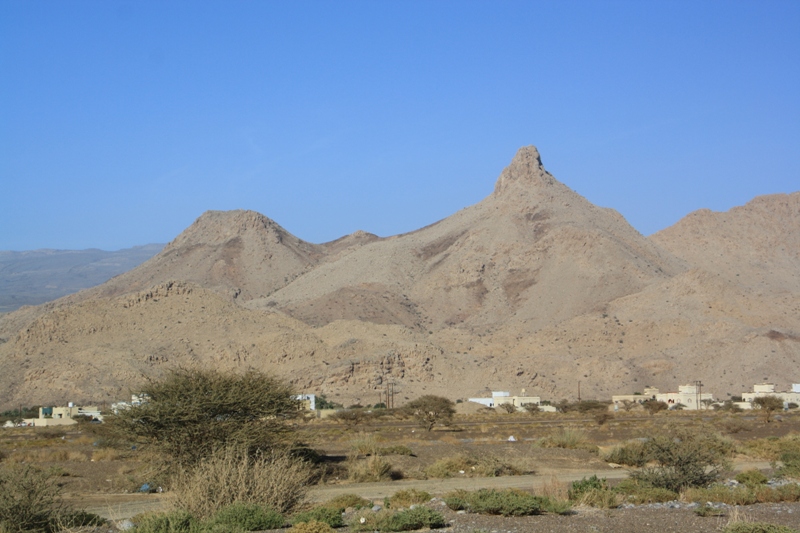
xmin=0 ymin=146 xmax=797 ymax=409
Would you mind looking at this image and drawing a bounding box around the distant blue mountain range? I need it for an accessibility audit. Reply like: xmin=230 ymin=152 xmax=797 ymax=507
xmin=0 ymin=244 xmax=164 ymax=313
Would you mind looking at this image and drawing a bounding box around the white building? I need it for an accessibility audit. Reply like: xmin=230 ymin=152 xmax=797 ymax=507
xmin=468 ymin=390 xmax=552 ymax=411
xmin=111 ymin=393 xmax=150 ymax=414
xmin=295 ymin=394 xmax=316 ymax=410
xmin=655 ymin=384 xmax=714 ymax=410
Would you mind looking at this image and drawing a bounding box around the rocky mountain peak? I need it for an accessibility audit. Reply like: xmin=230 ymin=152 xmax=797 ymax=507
xmin=164 ymin=209 xmax=292 ymax=251
xmin=492 ymin=145 xmax=556 ymax=196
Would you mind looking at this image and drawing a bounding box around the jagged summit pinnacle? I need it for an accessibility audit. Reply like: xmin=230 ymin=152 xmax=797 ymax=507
xmin=492 ymin=145 xmax=557 ymax=196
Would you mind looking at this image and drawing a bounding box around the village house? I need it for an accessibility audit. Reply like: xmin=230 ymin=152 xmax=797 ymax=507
xmin=295 ymin=393 xmax=316 ymax=411
xmin=468 ymin=390 xmax=555 ymax=412
xmin=613 ymin=384 xmax=714 ymax=410
xmin=612 ymin=387 xmax=661 ymax=406
xmin=739 ymin=383 xmax=800 ymax=409
xmin=111 ymin=393 xmax=149 ymax=414
xmin=20 ymin=402 xmax=102 ymax=427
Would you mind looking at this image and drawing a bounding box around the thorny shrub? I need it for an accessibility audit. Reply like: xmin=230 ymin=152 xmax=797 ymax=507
xmin=170 ymin=446 xmax=312 ymax=518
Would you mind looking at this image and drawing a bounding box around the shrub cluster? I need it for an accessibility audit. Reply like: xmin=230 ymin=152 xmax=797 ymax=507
xmin=443 ymin=489 xmax=543 ymax=516
xmin=385 ymin=489 xmax=431 ymax=508
xmin=536 ymin=428 xmax=598 ymax=453
xmin=630 ymin=428 xmax=733 ymax=492
xmin=424 ymin=453 xmax=524 ymax=479
xmin=723 ymin=523 xmax=799 ymax=533
xmin=290 ymin=506 xmax=344 ymax=528
xmin=683 ymin=483 xmax=800 ymax=506
xmin=291 ymin=520 xmax=336 ymax=533
xmin=320 ymin=494 xmax=372 ymax=511
xmin=349 ymin=507 xmax=445 ymax=532
xmin=603 ymin=440 xmax=650 ymax=467
xmin=133 ymin=503 xmax=285 ymax=533
xmin=0 ymin=464 xmax=104 ymax=533
xmin=735 ymin=469 xmax=769 ymax=487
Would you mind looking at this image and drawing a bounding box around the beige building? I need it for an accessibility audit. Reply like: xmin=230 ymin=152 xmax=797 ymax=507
xmin=739 ymin=383 xmax=800 ymax=409
xmin=612 ymin=387 xmax=660 ymax=407
xmin=613 ymin=385 xmax=714 ymax=411
xmin=22 ymin=403 xmax=102 ymax=427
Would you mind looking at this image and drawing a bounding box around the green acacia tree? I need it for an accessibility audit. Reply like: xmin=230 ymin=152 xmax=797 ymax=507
xmin=403 ymin=395 xmax=456 ymax=431
xmin=108 ymin=368 xmax=300 ymax=466
xmin=753 ymin=395 xmax=784 ymax=423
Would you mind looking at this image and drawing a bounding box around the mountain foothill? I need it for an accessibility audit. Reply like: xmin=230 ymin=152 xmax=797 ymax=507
xmin=1 ymin=146 xmax=798 ymax=409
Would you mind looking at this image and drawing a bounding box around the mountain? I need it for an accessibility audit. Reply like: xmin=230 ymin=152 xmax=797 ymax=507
xmin=83 ymin=210 xmax=325 ymax=302
xmin=651 ymin=192 xmax=800 ymax=294
xmin=0 ymin=244 xmax=163 ymax=313
xmin=248 ymin=147 xmax=684 ymax=332
xmin=0 ymin=147 xmax=797 ymax=410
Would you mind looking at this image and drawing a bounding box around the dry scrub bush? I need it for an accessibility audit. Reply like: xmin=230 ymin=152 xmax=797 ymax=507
xmin=91 ymin=447 xmax=123 ymax=461
xmin=128 ymin=510 xmax=197 ymax=533
xmin=204 ymin=502 xmax=285 ymax=531
xmin=682 ymin=483 xmax=800 ymax=506
xmin=424 ymin=453 xmax=524 ymax=478
xmin=723 ymin=523 xmax=799 ymax=533
xmin=579 ymin=488 xmax=621 ymax=508
xmin=537 ymin=476 xmax=569 ymax=501
xmin=740 ymin=434 xmax=800 ymax=462
xmin=170 ymin=446 xmax=312 ymax=519
xmin=536 ymin=428 xmax=597 ymax=453
xmin=736 ymin=469 xmax=769 ymax=487
xmin=379 ymin=445 xmax=414 ymax=456
xmin=443 ymin=489 xmax=543 ymax=516
xmin=346 ymin=455 xmax=395 ymax=482
xmin=386 ymin=489 xmax=431 ymax=508
xmin=321 ymin=494 xmax=372 ymax=511
xmin=721 ymin=417 xmax=752 ymax=434
xmin=0 ymin=464 xmax=103 ymax=533
xmin=631 ymin=427 xmax=733 ymax=492
xmin=349 ymin=507 xmax=445 ymax=532
xmin=603 ymin=440 xmax=650 ymax=467
xmin=290 ymin=507 xmax=344 ymax=528
xmin=8 ymin=448 xmax=88 ymax=463
xmin=291 ymin=520 xmax=336 ymax=533
xmin=0 ymin=464 xmax=66 ymax=532
xmin=349 ymin=434 xmax=380 ymax=457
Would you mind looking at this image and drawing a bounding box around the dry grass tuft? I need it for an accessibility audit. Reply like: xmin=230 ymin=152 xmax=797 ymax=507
xmin=349 ymin=434 xmax=381 ymax=457
xmin=537 ymin=476 xmax=569 ymax=501
xmin=8 ymin=449 xmax=88 ymax=463
xmin=91 ymin=448 xmax=123 ymax=462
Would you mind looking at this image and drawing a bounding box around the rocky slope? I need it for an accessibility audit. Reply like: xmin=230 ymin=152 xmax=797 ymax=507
xmin=0 ymin=147 xmax=797 ymax=409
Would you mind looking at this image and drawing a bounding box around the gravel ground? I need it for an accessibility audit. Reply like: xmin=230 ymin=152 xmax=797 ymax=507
xmin=94 ymin=500 xmax=800 ymax=533
xmin=430 ymin=502 xmax=800 ymax=533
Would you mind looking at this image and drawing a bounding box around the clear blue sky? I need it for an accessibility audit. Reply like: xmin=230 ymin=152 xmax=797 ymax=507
xmin=1 ymin=1 xmax=798 ymax=251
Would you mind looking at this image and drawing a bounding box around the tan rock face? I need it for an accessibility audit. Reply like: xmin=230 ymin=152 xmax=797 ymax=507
xmin=0 ymin=147 xmax=798 ymax=409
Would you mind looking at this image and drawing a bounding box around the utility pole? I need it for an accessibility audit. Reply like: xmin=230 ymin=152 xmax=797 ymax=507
xmin=577 ymin=381 xmax=581 ymax=402
xmin=694 ymin=380 xmax=703 ymax=410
